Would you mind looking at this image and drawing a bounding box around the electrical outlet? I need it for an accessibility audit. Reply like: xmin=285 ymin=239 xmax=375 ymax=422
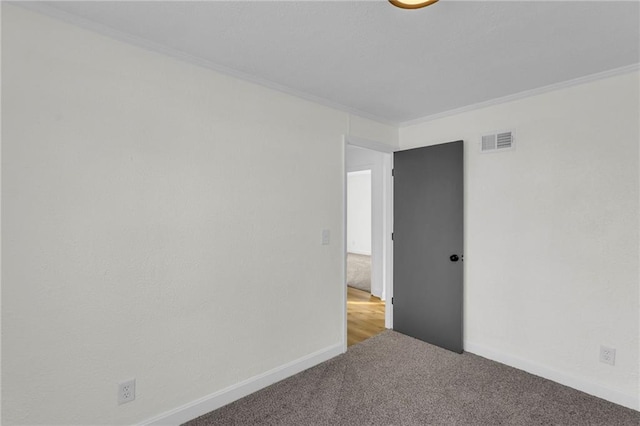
xmin=118 ymin=379 xmax=136 ymax=405
xmin=599 ymin=345 xmax=616 ymax=366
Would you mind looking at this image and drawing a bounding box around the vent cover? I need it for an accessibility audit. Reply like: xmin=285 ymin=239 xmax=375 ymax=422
xmin=480 ymin=130 xmax=515 ymax=153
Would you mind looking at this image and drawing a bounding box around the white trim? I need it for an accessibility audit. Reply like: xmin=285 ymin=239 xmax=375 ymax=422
xmin=17 ymin=2 xmax=635 ymax=131
xmin=341 ymin=137 xmax=348 ymax=354
xmin=400 ymin=63 xmax=640 ymax=127
xmin=347 ymin=169 xmax=372 ymax=177
xmin=347 ymin=164 xmax=374 ymax=174
xmin=347 ymin=249 xmax=372 ymax=256
xmin=13 ymin=2 xmax=396 ymax=127
xmin=140 ymin=343 xmax=344 ymax=426
xmin=347 ymin=136 xmax=399 ymax=153
xmin=465 ymin=341 xmax=640 ymax=412
xmin=384 ymin=153 xmax=394 ymax=328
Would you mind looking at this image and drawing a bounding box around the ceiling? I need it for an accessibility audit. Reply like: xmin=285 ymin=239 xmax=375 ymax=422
xmin=24 ymin=1 xmax=640 ymax=125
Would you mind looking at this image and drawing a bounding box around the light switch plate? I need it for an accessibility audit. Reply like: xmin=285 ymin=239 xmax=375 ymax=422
xmin=322 ymin=229 xmax=330 ymax=245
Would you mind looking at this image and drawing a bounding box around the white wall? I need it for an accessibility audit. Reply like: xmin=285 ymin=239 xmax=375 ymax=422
xmin=3 ymin=3 xmax=637 ymax=423
xmin=400 ymin=71 xmax=640 ymax=409
xmin=347 ymin=171 xmax=372 ymax=255
xmin=0 ymin=5 xmax=398 ymax=425
xmin=349 ymin=115 xmax=399 ymax=147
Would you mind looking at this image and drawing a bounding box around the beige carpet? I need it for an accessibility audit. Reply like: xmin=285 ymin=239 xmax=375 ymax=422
xmin=185 ymin=331 xmax=639 ymax=425
xmin=346 ymin=252 xmax=371 ymax=292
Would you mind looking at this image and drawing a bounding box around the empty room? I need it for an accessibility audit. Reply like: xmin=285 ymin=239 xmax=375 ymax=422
xmin=2 ymin=1 xmax=639 ymax=425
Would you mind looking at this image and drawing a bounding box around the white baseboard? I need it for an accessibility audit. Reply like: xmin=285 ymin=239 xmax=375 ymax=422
xmin=347 ymin=250 xmax=371 ymax=256
xmin=464 ymin=341 xmax=639 ymax=411
xmin=141 ymin=343 xmax=345 ymax=426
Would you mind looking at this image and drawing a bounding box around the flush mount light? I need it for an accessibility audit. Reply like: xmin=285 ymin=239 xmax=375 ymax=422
xmin=389 ymin=0 xmax=439 ymax=9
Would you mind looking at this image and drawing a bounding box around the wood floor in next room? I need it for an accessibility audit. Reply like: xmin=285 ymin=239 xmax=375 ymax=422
xmin=347 ymin=286 xmax=385 ymax=347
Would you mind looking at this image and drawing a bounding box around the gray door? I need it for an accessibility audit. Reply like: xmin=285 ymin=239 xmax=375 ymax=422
xmin=393 ymin=141 xmax=463 ymax=353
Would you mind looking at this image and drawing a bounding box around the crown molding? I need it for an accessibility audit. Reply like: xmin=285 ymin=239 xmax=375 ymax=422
xmin=399 ymin=63 xmax=640 ymax=128
xmin=10 ymin=2 xmax=639 ymax=131
xmin=12 ymin=1 xmax=398 ymax=127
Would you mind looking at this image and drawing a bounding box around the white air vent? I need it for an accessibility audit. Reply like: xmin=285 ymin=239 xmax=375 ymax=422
xmin=480 ymin=130 xmax=515 ymax=153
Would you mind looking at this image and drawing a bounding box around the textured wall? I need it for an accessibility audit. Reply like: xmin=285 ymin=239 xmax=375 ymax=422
xmin=400 ymin=71 xmax=640 ymax=409
xmin=1 ymin=6 xmax=395 ymax=425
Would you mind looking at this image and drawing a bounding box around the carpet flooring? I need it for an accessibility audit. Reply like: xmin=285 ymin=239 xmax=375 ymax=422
xmin=346 ymin=253 xmax=371 ymax=292
xmin=186 ymin=331 xmax=639 ymax=425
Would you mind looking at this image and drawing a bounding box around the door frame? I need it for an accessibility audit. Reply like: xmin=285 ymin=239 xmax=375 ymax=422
xmin=342 ymin=135 xmax=395 ymax=352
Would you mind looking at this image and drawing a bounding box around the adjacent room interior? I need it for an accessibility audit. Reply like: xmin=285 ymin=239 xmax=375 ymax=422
xmin=346 ymin=169 xmax=385 ymax=347
xmin=2 ymin=1 xmax=639 ymax=425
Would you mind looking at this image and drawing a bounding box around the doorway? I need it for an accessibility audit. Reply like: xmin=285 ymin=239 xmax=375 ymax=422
xmin=346 ymin=169 xmax=383 ymax=346
xmin=344 ymin=141 xmax=393 ymax=348
xmin=342 ymin=137 xmax=464 ymax=354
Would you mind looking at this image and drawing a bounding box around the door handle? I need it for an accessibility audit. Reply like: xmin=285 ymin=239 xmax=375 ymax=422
xmin=450 ymin=254 xmax=460 ymax=262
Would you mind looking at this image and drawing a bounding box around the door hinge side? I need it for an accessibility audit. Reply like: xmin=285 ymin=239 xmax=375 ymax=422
xmin=391 ymin=232 xmax=394 ymax=241
xmin=392 ymin=169 xmax=395 ymax=177
xmin=392 ymin=297 xmax=394 ymax=305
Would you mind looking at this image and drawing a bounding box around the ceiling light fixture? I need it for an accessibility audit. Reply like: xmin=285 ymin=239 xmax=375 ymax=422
xmin=389 ymin=0 xmax=439 ymax=10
